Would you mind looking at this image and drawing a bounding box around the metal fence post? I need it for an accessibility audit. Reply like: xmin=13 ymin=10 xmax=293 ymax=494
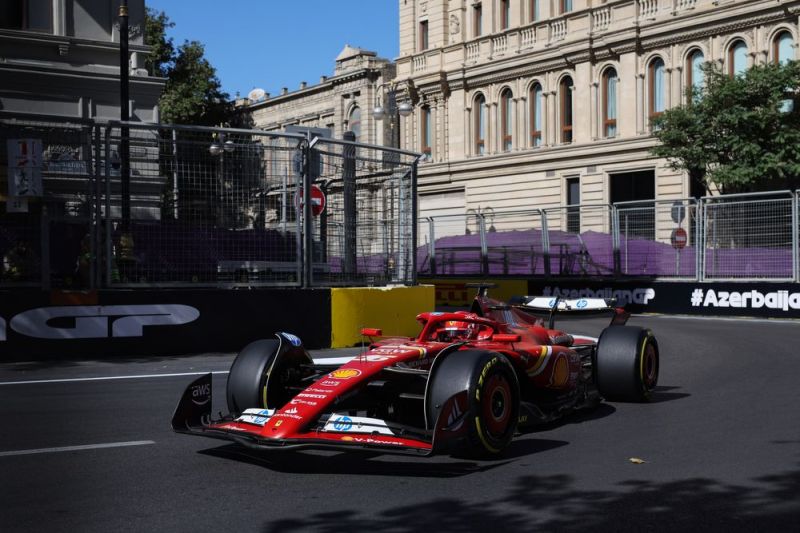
xmin=104 ymin=126 xmax=113 ymax=286
xmin=342 ymin=131 xmax=357 ymax=279
xmin=427 ymin=217 xmax=436 ymax=276
xmin=302 ymin=137 xmax=313 ymax=287
xmin=793 ymin=191 xmax=799 ymax=283
xmin=411 ymin=159 xmax=419 ymax=285
xmin=478 ymin=214 xmax=488 ymax=275
xmin=611 ymin=205 xmax=621 ymax=276
xmin=541 ymin=210 xmax=551 ymax=277
xmin=92 ymin=125 xmax=102 ymax=288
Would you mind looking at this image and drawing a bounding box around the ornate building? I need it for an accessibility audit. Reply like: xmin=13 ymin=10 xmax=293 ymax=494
xmin=394 ymin=0 xmax=800 ymax=219
xmin=0 ymin=0 xmax=163 ymax=121
xmin=237 ymin=45 xmax=396 ymax=145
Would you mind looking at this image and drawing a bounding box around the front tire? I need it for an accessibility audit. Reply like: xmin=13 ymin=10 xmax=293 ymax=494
xmin=595 ymin=326 xmax=659 ymax=402
xmin=226 ymin=339 xmax=280 ymax=416
xmin=427 ymin=350 xmax=520 ymax=457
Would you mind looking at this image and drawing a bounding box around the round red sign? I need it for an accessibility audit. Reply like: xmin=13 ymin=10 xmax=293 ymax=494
xmin=671 ymin=227 xmax=688 ymax=250
xmin=295 ymin=185 xmax=326 ymax=216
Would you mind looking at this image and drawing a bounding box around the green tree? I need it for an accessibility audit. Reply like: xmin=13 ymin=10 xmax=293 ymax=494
xmin=651 ymin=61 xmax=800 ymax=194
xmin=143 ymin=7 xmax=174 ymax=78
xmin=144 ymin=9 xmax=231 ymax=126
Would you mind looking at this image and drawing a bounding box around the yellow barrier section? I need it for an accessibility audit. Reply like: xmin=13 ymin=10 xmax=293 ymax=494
xmin=330 ymin=285 xmax=435 ymax=348
xmin=419 ymin=278 xmax=529 ymax=307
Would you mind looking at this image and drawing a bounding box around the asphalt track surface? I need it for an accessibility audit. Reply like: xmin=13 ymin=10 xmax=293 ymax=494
xmin=1 ymin=314 xmax=799 ymax=532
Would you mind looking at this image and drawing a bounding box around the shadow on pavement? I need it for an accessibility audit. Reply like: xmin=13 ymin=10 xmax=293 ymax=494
xmin=263 ymin=464 xmax=800 ymax=532
xmin=198 ymin=437 xmax=569 ymax=478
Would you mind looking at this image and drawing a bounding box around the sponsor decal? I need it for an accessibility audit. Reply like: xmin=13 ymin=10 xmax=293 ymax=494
xmin=1 ymin=304 xmax=200 ymax=342
xmin=319 ymin=380 xmax=341 ymax=387
xmin=279 ymin=332 xmax=303 ymax=347
xmin=333 ymin=416 xmax=353 ymax=431
xmin=690 ymin=288 xmax=800 ymax=311
xmin=218 ymin=424 xmax=248 ymax=431
xmin=289 ymin=398 xmax=318 ymax=407
xmin=550 ymin=354 xmax=570 ymax=388
xmin=273 ymin=413 xmax=302 ymax=420
xmin=302 ymin=387 xmax=331 ymax=394
xmin=236 ymin=408 xmax=275 ymax=426
xmin=274 ymin=420 xmax=283 ymax=427
xmin=284 ymin=407 xmax=298 ymax=414
xmin=345 ymin=436 xmax=403 ymax=446
xmin=297 ymin=393 xmax=327 ymax=399
xmin=576 ymin=299 xmax=588 ymax=309
xmin=190 ymin=383 xmax=211 ymax=406
xmin=330 ymin=369 xmax=361 ymax=379
xmin=542 ymin=287 xmax=656 ymax=305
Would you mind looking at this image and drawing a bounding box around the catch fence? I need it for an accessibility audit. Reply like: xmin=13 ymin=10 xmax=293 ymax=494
xmin=419 ymin=192 xmax=800 ymax=282
xmin=0 ymin=115 xmax=420 ymax=289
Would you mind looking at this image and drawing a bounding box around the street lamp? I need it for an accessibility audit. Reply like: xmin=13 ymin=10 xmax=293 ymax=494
xmin=209 ymin=132 xmax=236 ymax=226
xmin=373 ymin=80 xmax=416 ymax=148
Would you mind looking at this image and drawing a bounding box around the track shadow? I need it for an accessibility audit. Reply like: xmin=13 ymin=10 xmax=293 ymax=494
xmin=648 ymin=385 xmax=691 ymax=403
xmin=519 ymin=402 xmax=617 ymax=434
xmin=198 ymin=437 xmax=568 ymax=477
xmin=263 ymin=464 xmax=800 ymax=532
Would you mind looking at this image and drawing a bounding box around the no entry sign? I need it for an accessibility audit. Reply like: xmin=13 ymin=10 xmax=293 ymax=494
xmin=671 ymin=227 xmax=688 ymax=249
xmin=295 ymin=184 xmax=326 ymax=216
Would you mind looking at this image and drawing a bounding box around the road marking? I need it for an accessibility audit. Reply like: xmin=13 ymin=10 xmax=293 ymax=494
xmin=0 ymin=370 xmax=229 ymax=386
xmin=0 ymin=440 xmax=155 ymax=457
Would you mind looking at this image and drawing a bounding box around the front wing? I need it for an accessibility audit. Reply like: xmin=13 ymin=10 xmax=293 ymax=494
xmin=171 ymin=374 xmax=468 ymax=457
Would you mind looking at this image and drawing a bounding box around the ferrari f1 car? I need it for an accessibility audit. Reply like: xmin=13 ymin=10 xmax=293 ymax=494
xmin=172 ymin=286 xmax=660 ymax=457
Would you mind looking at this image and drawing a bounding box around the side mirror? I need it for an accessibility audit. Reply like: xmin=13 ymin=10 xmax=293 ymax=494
xmin=360 ymin=328 xmax=383 ymax=337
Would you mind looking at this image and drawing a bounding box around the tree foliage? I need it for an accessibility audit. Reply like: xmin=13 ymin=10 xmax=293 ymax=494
xmin=651 ymin=61 xmax=800 ymax=194
xmin=144 ymin=8 xmax=231 ymax=126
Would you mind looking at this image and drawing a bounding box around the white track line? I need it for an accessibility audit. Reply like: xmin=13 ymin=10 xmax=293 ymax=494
xmin=0 ymin=440 xmax=155 ymax=457
xmin=0 ymin=370 xmax=230 ymax=386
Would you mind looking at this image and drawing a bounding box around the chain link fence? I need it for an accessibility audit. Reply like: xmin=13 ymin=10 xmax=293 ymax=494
xmin=422 ymin=193 xmax=800 ymax=282
xmin=0 ymin=115 xmax=420 ymax=289
xmin=701 ymin=192 xmax=795 ymax=281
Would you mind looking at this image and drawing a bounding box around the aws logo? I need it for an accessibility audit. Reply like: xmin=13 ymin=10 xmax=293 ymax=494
xmin=0 ymin=304 xmax=200 ymax=342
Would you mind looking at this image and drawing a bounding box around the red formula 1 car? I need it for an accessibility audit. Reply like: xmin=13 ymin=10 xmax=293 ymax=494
xmin=172 ymin=286 xmax=660 ymax=457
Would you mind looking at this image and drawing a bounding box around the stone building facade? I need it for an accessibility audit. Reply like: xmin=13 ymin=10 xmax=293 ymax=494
xmin=0 ymin=0 xmax=163 ymax=121
xmin=237 ymin=45 xmax=396 ymax=146
xmin=394 ymin=0 xmax=800 ymax=219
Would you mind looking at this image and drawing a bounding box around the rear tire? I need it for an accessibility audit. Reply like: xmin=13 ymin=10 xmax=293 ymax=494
xmin=595 ymin=326 xmax=659 ymax=402
xmin=226 ymin=339 xmax=280 ymax=416
xmin=427 ymin=350 xmax=520 ymax=457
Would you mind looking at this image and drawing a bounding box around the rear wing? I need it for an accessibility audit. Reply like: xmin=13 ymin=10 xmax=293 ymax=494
xmin=509 ymin=295 xmax=629 ymax=328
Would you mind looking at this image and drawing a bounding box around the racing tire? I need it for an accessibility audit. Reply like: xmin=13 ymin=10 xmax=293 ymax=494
xmin=595 ymin=326 xmax=659 ymax=402
xmin=226 ymin=339 xmax=280 ymax=416
xmin=427 ymin=350 xmax=520 ymax=457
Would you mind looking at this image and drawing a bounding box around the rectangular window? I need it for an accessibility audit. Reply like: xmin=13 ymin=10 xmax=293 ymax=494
xmin=530 ymin=0 xmax=540 ymax=22
xmin=422 ymin=107 xmax=432 ymax=157
xmin=0 ymin=0 xmax=52 ymax=32
xmin=474 ymin=3 xmax=483 ymax=37
xmin=501 ymin=0 xmax=510 ymax=30
xmin=419 ymin=20 xmax=429 ymax=51
xmin=561 ymin=0 xmax=573 ymax=14
xmin=566 ymin=177 xmax=580 ymax=234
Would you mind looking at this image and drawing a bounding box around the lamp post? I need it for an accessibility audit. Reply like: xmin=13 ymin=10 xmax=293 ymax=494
xmin=209 ymin=133 xmax=235 ymax=226
xmin=117 ymin=0 xmax=134 ymax=266
xmin=372 ymin=80 xmax=416 ymax=148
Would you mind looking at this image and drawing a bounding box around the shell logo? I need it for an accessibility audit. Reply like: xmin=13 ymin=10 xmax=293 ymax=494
xmin=330 ymin=369 xmax=361 ymax=379
xmin=341 ymin=436 xmax=354 ymax=441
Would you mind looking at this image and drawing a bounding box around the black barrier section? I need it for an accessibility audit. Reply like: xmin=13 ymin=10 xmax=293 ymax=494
xmin=0 ymin=289 xmax=331 ymax=360
xmin=527 ymin=280 xmax=800 ymax=318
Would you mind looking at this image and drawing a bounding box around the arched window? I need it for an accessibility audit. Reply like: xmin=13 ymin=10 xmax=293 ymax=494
xmin=421 ymin=106 xmax=432 ymax=157
xmin=602 ymin=68 xmax=618 ymax=138
xmin=728 ymin=40 xmax=748 ymax=76
xmin=560 ymin=76 xmax=573 ymax=143
xmin=349 ymin=106 xmax=361 ymax=142
xmin=686 ymin=49 xmax=705 ymax=100
xmin=474 ymin=94 xmax=486 ymax=155
xmin=648 ymin=57 xmax=665 ymax=123
xmin=530 ymin=83 xmax=543 ymax=147
xmin=774 ymin=31 xmax=794 ymax=65
xmin=501 ymin=89 xmax=513 ymax=151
